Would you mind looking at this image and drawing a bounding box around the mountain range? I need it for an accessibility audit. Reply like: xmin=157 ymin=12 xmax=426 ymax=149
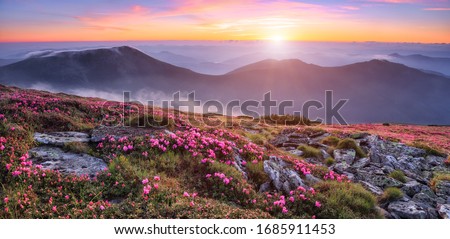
xmin=1 ymin=46 xmax=449 ymax=125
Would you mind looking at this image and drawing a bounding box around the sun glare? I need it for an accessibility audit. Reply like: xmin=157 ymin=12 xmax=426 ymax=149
xmin=268 ymin=35 xmax=285 ymax=42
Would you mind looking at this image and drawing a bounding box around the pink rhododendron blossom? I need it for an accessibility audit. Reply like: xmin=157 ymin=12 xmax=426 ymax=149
xmin=315 ymin=201 xmax=321 ymax=208
xmin=142 ymin=178 xmax=149 ymax=185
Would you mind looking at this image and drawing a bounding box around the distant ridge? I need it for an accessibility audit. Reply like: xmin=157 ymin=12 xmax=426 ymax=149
xmin=1 ymin=46 xmax=449 ymax=124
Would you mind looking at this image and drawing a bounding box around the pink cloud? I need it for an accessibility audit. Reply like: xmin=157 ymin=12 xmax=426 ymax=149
xmin=341 ymin=6 xmax=360 ymax=10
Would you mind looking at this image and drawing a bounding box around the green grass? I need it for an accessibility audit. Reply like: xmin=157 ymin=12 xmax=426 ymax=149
xmin=314 ymin=181 xmax=382 ymax=219
xmin=321 ymin=136 xmax=340 ymax=147
xmin=147 ymin=151 xmax=182 ymax=176
xmin=430 ymin=173 xmax=450 ymax=192
xmin=389 ymin=170 xmax=407 ymax=183
xmin=379 ymin=187 xmax=403 ymax=202
xmin=325 ymin=157 xmax=335 ymax=166
xmin=248 ymin=134 xmax=266 ymax=145
xmin=246 ymin=161 xmax=269 ymax=189
xmin=336 ymin=138 xmax=367 ymax=158
xmin=297 ymin=145 xmax=321 ymax=158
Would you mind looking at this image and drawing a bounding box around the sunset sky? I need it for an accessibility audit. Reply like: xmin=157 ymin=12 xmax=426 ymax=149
xmin=0 ymin=0 xmax=449 ymax=43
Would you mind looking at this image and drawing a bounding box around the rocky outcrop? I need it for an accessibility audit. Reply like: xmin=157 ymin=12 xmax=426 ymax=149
xmin=387 ymin=201 xmax=429 ymax=219
xmin=263 ymin=156 xmax=308 ymax=194
xmin=438 ymin=204 xmax=450 ymax=219
xmin=29 ymin=146 xmax=106 ymax=178
xmin=34 ymin=132 xmax=90 ymax=146
xmin=31 ymin=131 xmax=107 ymax=178
xmin=270 ymin=129 xmax=450 ymax=219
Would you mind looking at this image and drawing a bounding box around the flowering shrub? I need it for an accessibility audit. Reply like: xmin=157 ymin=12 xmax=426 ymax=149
xmin=0 ymin=85 xmax=389 ymax=219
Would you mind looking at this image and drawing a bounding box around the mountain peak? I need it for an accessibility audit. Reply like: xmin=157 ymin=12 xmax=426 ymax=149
xmin=226 ymin=58 xmax=314 ymax=74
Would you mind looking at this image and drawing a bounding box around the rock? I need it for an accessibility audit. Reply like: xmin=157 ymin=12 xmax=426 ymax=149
xmin=397 ymin=156 xmax=428 ymax=175
xmin=426 ymin=155 xmax=446 ymax=167
xmin=263 ymin=156 xmax=308 ymax=194
xmin=288 ymin=149 xmax=304 ymax=157
xmin=90 ymin=125 xmax=161 ymax=143
xmin=381 ymin=155 xmax=400 ymax=169
xmin=435 ymin=181 xmax=450 ymax=198
xmin=233 ymin=149 xmax=248 ymax=179
xmin=387 ymin=201 xmax=428 ymax=219
xmin=352 ymin=157 xmax=370 ymax=169
xmin=34 ymin=132 xmax=90 ymax=146
xmin=332 ymin=162 xmax=351 ymax=174
xmin=381 ymin=166 xmax=395 ymax=174
xmin=412 ymin=193 xmax=436 ymax=207
xmin=320 ymin=149 xmax=331 ymax=159
xmin=269 ymin=134 xmax=289 ymax=147
xmin=437 ymin=204 xmax=450 ymax=219
xmin=401 ymin=181 xmax=422 ymax=197
xmin=360 ymin=181 xmax=384 ymax=196
xmin=333 ymin=149 xmax=356 ymax=165
xmin=366 ymin=135 xmax=426 ymax=164
xmin=356 ymin=170 xmax=403 ymax=189
xmin=304 ymin=174 xmax=321 ymax=185
xmin=259 ymin=182 xmax=272 ymax=193
xmin=29 ymin=146 xmax=107 ymax=178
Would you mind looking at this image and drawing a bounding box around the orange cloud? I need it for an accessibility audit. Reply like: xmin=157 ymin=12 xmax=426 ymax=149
xmin=1 ymin=0 xmax=449 ymax=43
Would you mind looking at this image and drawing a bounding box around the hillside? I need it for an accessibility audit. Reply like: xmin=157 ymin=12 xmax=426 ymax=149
xmin=0 ymin=85 xmax=449 ymax=219
xmin=0 ymin=46 xmax=206 ymax=91
xmin=1 ymin=46 xmax=449 ymax=124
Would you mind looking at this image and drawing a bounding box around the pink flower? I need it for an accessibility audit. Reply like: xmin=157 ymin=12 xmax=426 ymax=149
xmin=99 ymin=205 xmax=105 ymax=211
xmin=282 ymin=207 xmax=288 ymax=214
xmin=312 ymin=215 xmax=316 ymax=219
xmin=192 ymin=192 xmax=198 ymax=198
xmin=205 ymin=174 xmax=211 ymax=179
xmin=12 ymin=170 xmax=21 ymax=176
xmin=143 ymin=185 xmax=152 ymax=195
xmin=0 ymin=145 xmax=4 ymax=151
xmin=10 ymin=127 xmax=15 ymax=131
xmin=190 ymin=201 xmax=195 ymax=207
xmin=52 ymin=206 xmax=57 ymax=212
xmin=153 ymin=183 xmax=159 ymax=189
xmin=223 ymin=178 xmax=230 ymax=185
xmin=123 ymin=145 xmax=128 ymax=152
xmin=3 ymin=197 xmax=8 ymax=203
xmin=183 ymin=192 xmax=190 ymax=197
xmin=65 ymin=195 xmax=70 ymax=200
xmin=289 ymin=196 xmax=295 ymax=202
xmin=5 ymin=164 xmax=11 ymax=170
xmin=142 ymin=178 xmax=149 ymax=185
xmin=315 ymin=201 xmax=321 ymax=208
xmin=153 ymin=176 xmax=160 ymax=181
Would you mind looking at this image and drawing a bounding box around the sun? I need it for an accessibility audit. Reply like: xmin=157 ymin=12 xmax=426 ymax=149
xmin=268 ymin=35 xmax=285 ymax=42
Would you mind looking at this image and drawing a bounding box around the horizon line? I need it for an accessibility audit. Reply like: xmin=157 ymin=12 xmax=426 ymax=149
xmin=0 ymin=39 xmax=449 ymax=45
